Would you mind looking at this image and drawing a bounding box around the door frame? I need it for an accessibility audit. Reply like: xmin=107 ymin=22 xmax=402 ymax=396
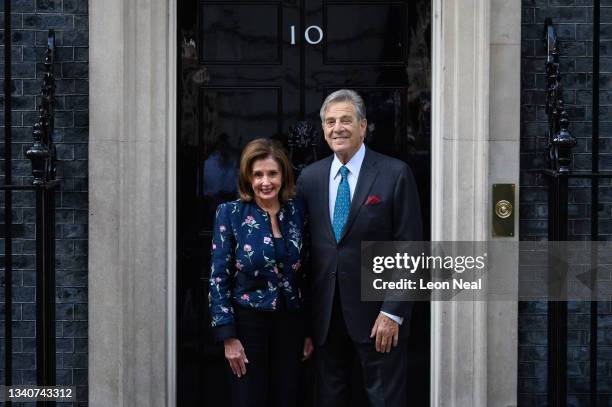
xmin=88 ymin=0 xmax=521 ymax=405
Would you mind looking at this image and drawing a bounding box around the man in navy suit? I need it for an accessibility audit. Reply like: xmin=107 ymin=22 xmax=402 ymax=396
xmin=297 ymin=89 xmax=422 ymax=407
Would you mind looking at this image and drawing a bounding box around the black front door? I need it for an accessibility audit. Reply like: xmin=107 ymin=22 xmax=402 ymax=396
xmin=177 ymin=0 xmax=431 ymax=405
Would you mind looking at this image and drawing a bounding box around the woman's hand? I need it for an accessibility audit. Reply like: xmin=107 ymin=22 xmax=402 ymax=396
xmin=302 ymin=337 xmax=314 ymax=361
xmin=224 ymin=338 xmax=249 ymax=377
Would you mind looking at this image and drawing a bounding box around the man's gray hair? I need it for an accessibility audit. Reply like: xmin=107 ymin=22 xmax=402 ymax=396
xmin=319 ymin=89 xmax=367 ymax=123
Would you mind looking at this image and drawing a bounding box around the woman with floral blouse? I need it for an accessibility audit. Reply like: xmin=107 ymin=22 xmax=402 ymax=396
xmin=209 ymin=138 xmax=313 ymax=407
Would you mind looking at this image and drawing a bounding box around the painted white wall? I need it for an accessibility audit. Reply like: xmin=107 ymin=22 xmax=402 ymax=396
xmin=488 ymin=0 xmax=521 ymax=404
xmin=430 ymin=0 xmax=520 ymax=405
xmin=430 ymin=0 xmax=489 ymax=405
xmin=89 ymin=0 xmax=175 ymax=405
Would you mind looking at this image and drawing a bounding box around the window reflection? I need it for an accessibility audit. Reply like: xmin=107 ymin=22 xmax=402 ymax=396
xmin=198 ymin=135 xmax=240 ymax=225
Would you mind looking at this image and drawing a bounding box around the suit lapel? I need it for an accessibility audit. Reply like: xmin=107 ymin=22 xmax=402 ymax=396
xmin=339 ymin=148 xmax=378 ymax=242
xmin=316 ymin=156 xmax=336 ymax=243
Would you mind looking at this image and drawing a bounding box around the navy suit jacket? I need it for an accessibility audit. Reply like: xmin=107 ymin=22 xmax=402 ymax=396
xmin=297 ymin=147 xmax=422 ymax=345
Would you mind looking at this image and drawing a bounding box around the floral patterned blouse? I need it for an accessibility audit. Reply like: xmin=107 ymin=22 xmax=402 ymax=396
xmin=208 ymin=199 xmax=308 ymax=342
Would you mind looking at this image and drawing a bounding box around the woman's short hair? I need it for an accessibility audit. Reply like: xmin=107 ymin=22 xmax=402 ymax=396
xmin=237 ymin=138 xmax=295 ymax=202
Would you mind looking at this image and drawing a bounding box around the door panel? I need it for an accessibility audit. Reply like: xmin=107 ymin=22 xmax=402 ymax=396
xmin=199 ymin=4 xmax=283 ymax=64
xmin=324 ymin=4 xmax=406 ymax=63
xmin=178 ymin=0 xmax=431 ymax=405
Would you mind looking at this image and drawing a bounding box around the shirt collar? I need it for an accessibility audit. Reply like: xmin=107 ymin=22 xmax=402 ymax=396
xmin=331 ymin=143 xmax=366 ymax=179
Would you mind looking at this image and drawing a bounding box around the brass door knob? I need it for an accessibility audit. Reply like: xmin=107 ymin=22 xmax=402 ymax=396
xmin=495 ymin=200 xmax=512 ymax=219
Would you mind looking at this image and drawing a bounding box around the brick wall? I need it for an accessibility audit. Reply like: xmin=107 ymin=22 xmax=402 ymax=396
xmin=521 ymin=0 xmax=612 ymax=406
xmin=0 ymin=0 xmax=88 ymax=405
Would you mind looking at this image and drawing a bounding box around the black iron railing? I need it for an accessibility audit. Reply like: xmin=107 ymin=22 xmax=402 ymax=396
xmin=543 ymin=9 xmax=611 ymax=407
xmin=544 ymin=19 xmax=576 ymax=175
xmin=542 ymin=18 xmax=571 ymax=407
xmin=2 ymin=22 xmax=59 ymax=405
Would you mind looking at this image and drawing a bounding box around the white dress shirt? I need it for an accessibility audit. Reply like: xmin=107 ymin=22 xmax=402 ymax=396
xmin=328 ymin=144 xmax=403 ymax=325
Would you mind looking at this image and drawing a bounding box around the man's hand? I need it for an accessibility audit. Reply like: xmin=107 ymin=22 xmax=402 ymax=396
xmin=224 ymin=338 xmax=249 ymax=377
xmin=302 ymin=337 xmax=314 ymax=361
xmin=370 ymin=313 xmax=399 ymax=353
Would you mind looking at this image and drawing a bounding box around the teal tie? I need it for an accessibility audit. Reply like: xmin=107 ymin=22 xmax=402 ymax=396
xmin=332 ymin=166 xmax=351 ymax=241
